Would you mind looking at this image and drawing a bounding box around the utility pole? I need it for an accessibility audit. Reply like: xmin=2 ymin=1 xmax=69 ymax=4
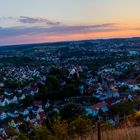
xmin=97 ymin=120 xmax=101 ymax=140
xmin=97 ymin=108 xmax=101 ymax=140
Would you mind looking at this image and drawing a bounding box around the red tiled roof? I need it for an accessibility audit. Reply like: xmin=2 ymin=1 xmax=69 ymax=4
xmin=90 ymin=102 xmax=107 ymax=110
xmin=33 ymin=101 xmax=42 ymax=106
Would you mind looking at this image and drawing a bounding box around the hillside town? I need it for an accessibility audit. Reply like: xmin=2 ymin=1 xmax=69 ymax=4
xmin=0 ymin=38 xmax=139 ymax=139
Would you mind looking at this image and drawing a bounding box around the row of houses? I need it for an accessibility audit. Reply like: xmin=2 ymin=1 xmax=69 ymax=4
xmin=79 ymin=61 xmax=140 ymax=122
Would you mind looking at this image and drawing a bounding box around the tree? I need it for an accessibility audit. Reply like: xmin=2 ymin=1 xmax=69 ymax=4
xmin=17 ymin=133 xmax=30 ymax=140
xmin=136 ymin=74 xmax=140 ymax=83
xmin=37 ymin=85 xmax=48 ymax=101
xmin=110 ymin=101 xmax=135 ymax=117
xmin=5 ymin=127 xmax=17 ymax=137
xmin=35 ymin=125 xmax=54 ymax=140
xmin=52 ymin=119 xmax=68 ymax=140
xmin=69 ymin=117 xmax=92 ymax=140
xmin=118 ymin=85 xmax=128 ymax=92
xmin=47 ymin=75 xmax=60 ymax=91
xmin=60 ymin=103 xmax=86 ymax=122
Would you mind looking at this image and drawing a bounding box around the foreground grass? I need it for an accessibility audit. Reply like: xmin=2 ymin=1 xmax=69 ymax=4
xmin=87 ymin=127 xmax=140 ymax=140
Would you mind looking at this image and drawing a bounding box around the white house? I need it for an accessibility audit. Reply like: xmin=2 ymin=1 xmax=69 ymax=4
xmin=19 ymin=109 xmax=29 ymax=116
xmin=19 ymin=94 xmax=26 ymax=100
xmin=0 ymin=111 xmax=7 ymax=120
xmin=10 ymin=96 xmax=18 ymax=104
xmin=0 ymin=98 xmax=10 ymax=106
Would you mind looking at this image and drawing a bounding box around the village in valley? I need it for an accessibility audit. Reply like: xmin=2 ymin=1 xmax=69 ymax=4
xmin=0 ymin=38 xmax=140 ymax=139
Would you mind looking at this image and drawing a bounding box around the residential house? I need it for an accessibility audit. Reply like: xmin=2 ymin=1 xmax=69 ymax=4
xmin=86 ymin=102 xmax=108 ymax=116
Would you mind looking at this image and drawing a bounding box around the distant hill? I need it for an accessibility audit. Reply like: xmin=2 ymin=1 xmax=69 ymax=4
xmin=0 ymin=37 xmax=140 ymax=51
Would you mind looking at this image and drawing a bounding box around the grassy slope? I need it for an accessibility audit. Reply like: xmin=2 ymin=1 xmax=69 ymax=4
xmin=86 ymin=126 xmax=140 ymax=140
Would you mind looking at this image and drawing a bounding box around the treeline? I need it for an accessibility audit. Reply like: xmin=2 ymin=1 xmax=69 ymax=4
xmin=17 ymin=117 xmax=92 ymax=140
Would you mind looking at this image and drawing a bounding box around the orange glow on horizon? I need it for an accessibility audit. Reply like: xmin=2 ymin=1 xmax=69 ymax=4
xmin=1 ymin=23 xmax=140 ymax=46
xmin=38 ymin=29 xmax=140 ymax=43
xmin=33 ymin=21 xmax=140 ymax=43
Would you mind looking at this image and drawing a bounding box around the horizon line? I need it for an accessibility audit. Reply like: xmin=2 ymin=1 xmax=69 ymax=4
xmin=0 ymin=36 xmax=140 ymax=48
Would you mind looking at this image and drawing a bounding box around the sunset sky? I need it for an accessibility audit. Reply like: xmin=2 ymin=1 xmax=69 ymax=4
xmin=0 ymin=0 xmax=140 ymax=46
